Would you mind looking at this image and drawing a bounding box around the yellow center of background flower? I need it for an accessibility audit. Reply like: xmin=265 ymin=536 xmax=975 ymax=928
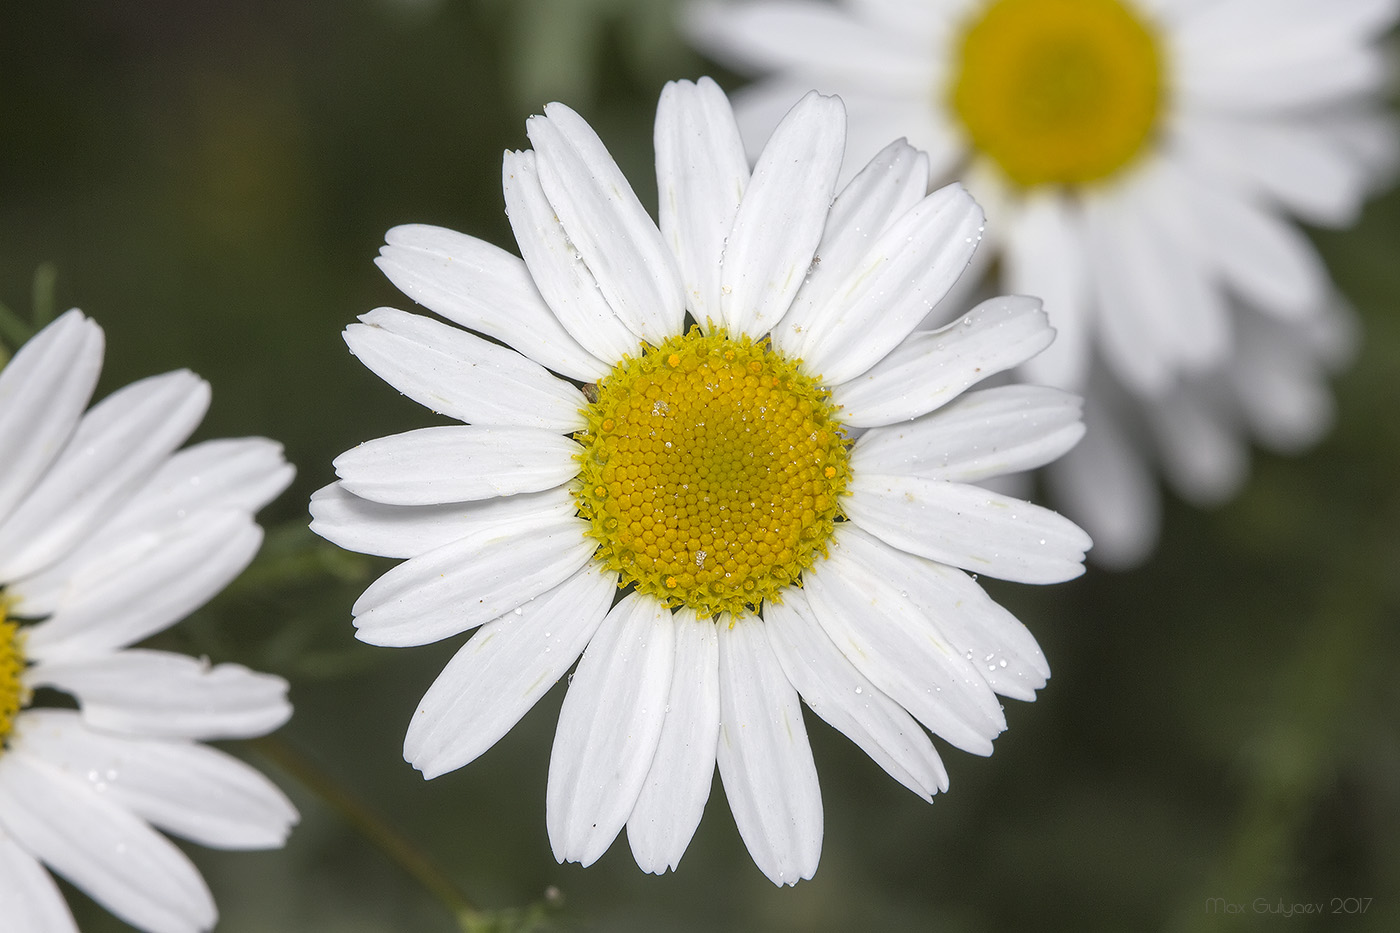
xmin=0 ymin=610 xmax=28 ymax=747
xmin=950 ymin=0 xmax=1165 ymax=187
xmin=574 ymin=328 xmax=850 ymax=619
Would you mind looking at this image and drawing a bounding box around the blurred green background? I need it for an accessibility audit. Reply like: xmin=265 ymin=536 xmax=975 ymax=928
xmin=2 ymin=1 xmax=1397 ymax=931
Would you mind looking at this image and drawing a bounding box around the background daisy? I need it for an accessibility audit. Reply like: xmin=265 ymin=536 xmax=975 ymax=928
xmin=4 ymin=1 xmax=1399 ymax=930
xmin=0 ymin=310 xmax=298 ymax=933
xmin=314 ymin=77 xmax=1089 ymax=886
xmin=687 ymin=0 xmax=1400 ymax=566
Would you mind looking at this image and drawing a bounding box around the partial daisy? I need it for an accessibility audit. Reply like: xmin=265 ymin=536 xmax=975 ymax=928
xmin=0 ymin=310 xmax=298 ymax=933
xmin=689 ymin=0 xmax=1398 ymax=565
xmin=313 ymin=77 xmax=1089 ymax=885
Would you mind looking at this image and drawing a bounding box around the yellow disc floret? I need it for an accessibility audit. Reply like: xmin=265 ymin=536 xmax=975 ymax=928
xmin=0 ymin=607 xmax=28 ymax=748
xmin=574 ymin=327 xmax=850 ymax=618
xmin=950 ymin=0 xmax=1165 ymax=188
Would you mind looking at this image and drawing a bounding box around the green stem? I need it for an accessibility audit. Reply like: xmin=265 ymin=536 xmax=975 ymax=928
xmin=252 ymin=734 xmax=487 ymax=929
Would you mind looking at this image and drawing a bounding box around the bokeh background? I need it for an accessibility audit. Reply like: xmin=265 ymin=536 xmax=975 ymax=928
xmin=2 ymin=1 xmax=1398 ymax=930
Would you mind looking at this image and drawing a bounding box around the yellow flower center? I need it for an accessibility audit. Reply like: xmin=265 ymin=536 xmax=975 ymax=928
xmin=0 ymin=607 xmax=28 ymax=748
xmin=574 ymin=327 xmax=850 ymax=618
xmin=949 ymin=0 xmax=1165 ymax=187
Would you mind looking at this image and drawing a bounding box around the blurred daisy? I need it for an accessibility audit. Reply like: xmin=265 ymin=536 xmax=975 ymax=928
xmin=313 ymin=77 xmax=1089 ymax=885
xmin=0 ymin=310 xmax=298 ymax=933
xmin=690 ymin=0 xmax=1399 ymax=565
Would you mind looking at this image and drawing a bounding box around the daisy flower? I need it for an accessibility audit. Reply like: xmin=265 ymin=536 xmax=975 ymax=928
xmin=311 ymin=77 xmax=1090 ymax=885
xmin=0 ymin=310 xmax=298 ymax=933
xmin=689 ymin=0 xmax=1399 ymax=565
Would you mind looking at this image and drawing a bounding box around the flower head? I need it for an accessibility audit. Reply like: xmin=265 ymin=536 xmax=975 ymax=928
xmin=313 ymin=78 xmax=1089 ymax=884
xmin=0 ymin=310 xmax=298 ymax=933
xmin=690 ymin=0 xmax=1399 ymax=565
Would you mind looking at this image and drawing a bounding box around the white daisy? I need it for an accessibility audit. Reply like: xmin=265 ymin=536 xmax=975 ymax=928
xmin=312 ymin=77 xmax=1090 ymax=885
xmin=689 ymin=0 xmax=1398 ymax=565
xmin=0 ymin=310 xmax=299 ymax=933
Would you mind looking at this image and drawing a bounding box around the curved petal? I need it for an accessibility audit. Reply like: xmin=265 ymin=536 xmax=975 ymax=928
xmin=1004 ymin=193 xmax=1092 ymax=390
xmin=851 ymin=385 xmax=1085 ymax=484
xmin=333 ymin=425 xmax=580 ymax=506
xmin=764 ymin=589 xmax=947 ymax=799
xmin=792 ymin=184 xmax=985 ymax=385
xmin=22 ymin=511 xmax=263 ymax=662
xmin=0 ymin=745 xmax=216 ymax=933
xmin=309 ymin=482 xmax=577 ymax=560
xmin=801 ymin=535 xmax=1006 ymax=754
xmin=687 ymin=0 xmax=936 ymax=88
xmin=529 ymin=103 xmax=685 ymax=345
xmin=719 ymin=91 xmax=846 ymax=339
xmin=29 ymin=650 xmax=291 ymax=741
xmin=0 ymin=309 xmax=103 ymax=529
xmin=345 ymin=308 xmax=587 ymax=431
xmin=13 ymin=709 xmax=296 ymax=851
xmin=404 ymin=564 xmax=618 ymax=779
xmin=844 ymin=473 xmax=1090 ymax=584
xmin=833 ymin=525 xmax=1051 ymax=702
xmin=502 ymin=149 xmax=646 ymax=362
xmin=655 ymin=77 xmax=750 ymax=329
xmin=547 ymin=593 xmax=675 ymax=867
xmin=351 ymin=516 xmax=597 ymax=647
xmin=376 ymin=224 xmax=608 ymax=381
xmin=772 ymin=138 xmax=931 ymax=356
xmin=1045 ymin=402 xmax=1160 ymax=570
xmin=831 ymin=295 xmax=1053 ymax=427
xmin=0 ymin=370 xmax=210 ymax=581
xmin=627 ymin=607 xmax=720 ymax=874
xmin=12 ymin=437 xmax=292 ymax=617
xmin=0 ymin=830 xmax=79 ymax=933
xmin=715 ymin=616 xmax=822 ymax=886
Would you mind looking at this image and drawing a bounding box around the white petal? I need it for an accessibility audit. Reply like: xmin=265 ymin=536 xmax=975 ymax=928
xmin=845 ymin=473 xmax=1090 ymax=584
xmin=29 ymin=650 xmax=291 ymax=741
xmin=764 ymin=590 xmax=947 ymax=799
xmin=1177 ymin=39 xmax=1389 ymax=112
xmin=22 ymin=511 xmax=263 ymax=662
xmin=404 ymin=564 xmax=618 ymax=779
xmin=12 ymin=437 xmax=292 ymax=617
xmin=1190 ymin=183 xmax=1329 ymax=322
xmin=0 ymin=370 xmax=210 ymax=581
xmin=0 ymin=309 xmax=103 ymax=529
xmin=719 ymin=91 xmax=846 ymax=339
xmin=529 ymin=103 xmax=686 ymax=345
xmin=502 ymin=149 xmax=646 ymax=362
xmin=1045 ymin=401 xmax=1160 ymax=570
xmin=547 ymin=593 xmax=674 ymax=867
xmin=655 ymin=77 xmax=750 ymax=328
xmin=832 ymin=525 xmax=1050 ymax=702
xmin=851 ymin=385 xmax=1085 ymax=483
xmin=801 ymin=535 xmax=1006 ymax=754
xmin=309 ymin=482 xmax=577 ymax=560
xmin=792 ymin=184 xmax=985 ymax=384
xmin=687 ymin=0 xmax=936 ymax=88
xmin=12 ymin=709 xmax=296 ymax=850
xmin=345 ymin=308 xmax=587 ymax=430
xmin=626 ymin=608 xmax=720 ymax=874
xmin=831 ymin=295 xmax=1054 ymax=427
xmin=0 ymin=831 xmax=78 ymax=933
xmin=715 ymin=616 xmax=822 ymax=886
xmin=1234 ymin=313 xmax=1336 ymax=452
xmin=375 ymin=224 xmax=608 ymax=382
xmin=1148 ymin=381 xmax=1249 ymax=506
xmin=773 ymin=138 xmax=932 ymax=356
xmin=0 ymin=743 xmax=215 ymax=933
xmin=333 ymin=425 xmax=580 ymax=506
xmin=1174 ymin=110 xmax=1377 ymax=227
xmin=352 ymin=516 xmax=596 ymax=647
xmin=1003 ymin=193 xmax=1093 ymax=390
xmin=1083 ymin=179 xmax=1228 ymax=395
